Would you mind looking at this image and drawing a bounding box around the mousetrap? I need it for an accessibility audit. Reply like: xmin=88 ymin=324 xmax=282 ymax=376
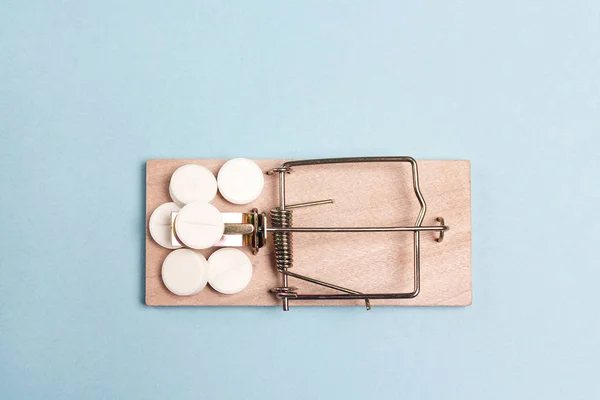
xmin=145 ymin=157 xmax=471 ymax=309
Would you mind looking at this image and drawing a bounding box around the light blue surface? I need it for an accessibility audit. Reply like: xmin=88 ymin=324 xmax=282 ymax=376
xmin=1 ymin=1 xmax=599 ymax=398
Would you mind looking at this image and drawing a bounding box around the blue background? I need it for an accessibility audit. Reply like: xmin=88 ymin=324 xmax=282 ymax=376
xmin=1 ymin=1 xmax=599 ymax=399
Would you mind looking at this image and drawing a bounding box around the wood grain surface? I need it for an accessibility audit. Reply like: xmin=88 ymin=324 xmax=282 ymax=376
xmin=146 ymin=159 xmax=471 ymax=307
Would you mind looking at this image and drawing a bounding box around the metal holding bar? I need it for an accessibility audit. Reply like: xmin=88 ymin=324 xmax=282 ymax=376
xmin=267 ymin=225 xmax=448 ymax=233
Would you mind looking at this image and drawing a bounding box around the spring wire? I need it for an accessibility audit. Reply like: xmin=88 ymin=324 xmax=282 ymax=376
xmin=270 ymin=207 xmax=294 ymax=272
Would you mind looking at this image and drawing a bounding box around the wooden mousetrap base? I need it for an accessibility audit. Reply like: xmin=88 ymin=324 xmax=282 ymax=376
xmin=145 ymin=159 xmax=471 ymax=307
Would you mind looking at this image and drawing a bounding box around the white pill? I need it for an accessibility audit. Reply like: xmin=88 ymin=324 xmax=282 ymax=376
xmin=161 ymin=249 xmax=208 ymax=296
xmin=169 ymin=164 xmax=217 ymax=206
xmin=217 ymin=158 xmax=264 ymax=205
xmin=149 ymin=202 xmax=182 ymax=249
xmin=175 ymin=202 xmax=224 ymax=249
xmin=207 ymin=248 xmax=253 ymax=294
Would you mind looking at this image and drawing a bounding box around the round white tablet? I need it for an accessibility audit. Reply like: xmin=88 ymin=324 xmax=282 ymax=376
xmin=175 ymin=202 xmax=224 ymax=249
xmin=207 ymin=248 xmax=253 ymax=294
xmin=169 ymin=164 xmax=217 ymax=206
xmin=217 ymin=158 xmax=264 ymax=204
xmin=161 ymin=249 xmax=208 ymax=296
xmin=149 ymin=202 xmax=182 ymax=249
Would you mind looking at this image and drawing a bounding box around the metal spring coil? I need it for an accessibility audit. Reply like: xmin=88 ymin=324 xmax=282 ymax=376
xmin=270 ymin=207 xmax=294 ymax=271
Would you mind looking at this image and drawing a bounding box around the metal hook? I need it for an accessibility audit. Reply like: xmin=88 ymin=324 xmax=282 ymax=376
xmin=436 ymin=217 xmax=447 ymax=242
